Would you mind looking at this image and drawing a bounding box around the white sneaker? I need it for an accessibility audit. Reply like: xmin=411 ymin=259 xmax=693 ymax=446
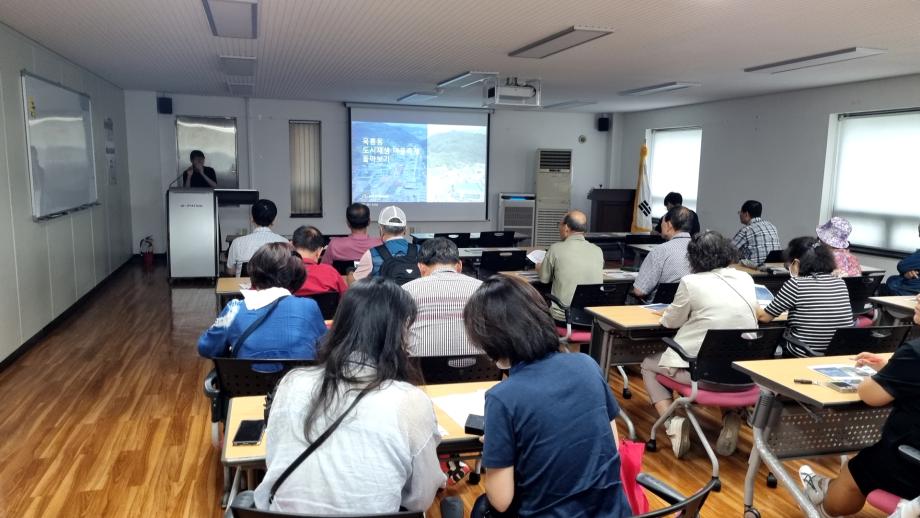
xmin=665 ymin=416 xmax=690 ymax=459
xmin=798 ymin=465 xmax=835 ymax=518
xmin=716 ymin=411 xmax=742 ymax=456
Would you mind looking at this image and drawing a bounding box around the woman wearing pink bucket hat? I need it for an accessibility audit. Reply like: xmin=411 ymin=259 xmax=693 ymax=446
xmin=817 ymin=217 xmax=862 ymax=277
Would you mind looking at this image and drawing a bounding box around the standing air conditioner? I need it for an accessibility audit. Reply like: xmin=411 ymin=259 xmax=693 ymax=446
xmin=498 ymin=193 xmax=535 ymax=246
xmin=534 ymin=149 xmax=572 ymax=247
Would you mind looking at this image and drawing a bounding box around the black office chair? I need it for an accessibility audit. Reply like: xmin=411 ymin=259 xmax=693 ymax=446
xmin=478 ymin=250 xmax=527 ymax=278
xmin=434 ymin=232 xmax=472 ymax=247
xmin=764 ymin=249 xmax=785 ymax=263
xmin=303 ymin=291 xmax=340 ymax=320
xmin=646 ymin=327 xmax=785 ymax=490
xmin=758 ymin=274 xmax=790 ymax=295
xmin=650 ymin=282 xmax=679 ymax=304
xmin=625 ymin=234 xmax=665 ymax=245
xmin=477 ymin=231 xmax=516 ymax=247
xmin=240 ymin=262 xmax=249 ymax=277
xmin=412 ymin=354 xmax=503 ymax=385
xmin=331 ymin=260 xmax=356 ymax=276
xmin=844 ymin=273 xmax=885 ymax=317
xmin=633 ymin=474 xmax=719 ymax=518
xmin=785 ymin=325 xmax=911 ymax=357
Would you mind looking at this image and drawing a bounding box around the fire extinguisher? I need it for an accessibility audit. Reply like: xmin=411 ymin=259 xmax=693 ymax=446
xmin=140 ymin=236 xmax=154 ymax=271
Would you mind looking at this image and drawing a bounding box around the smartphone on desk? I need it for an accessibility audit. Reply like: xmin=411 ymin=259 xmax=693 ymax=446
xmin=233 ymin=419 xmax=265 ymax=446
xmin=826 ymin=381 xmax=858 ymax=393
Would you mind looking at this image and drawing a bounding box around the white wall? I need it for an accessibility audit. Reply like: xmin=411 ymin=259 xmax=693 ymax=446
xmin=615 ymin=73 xmax=920 ymax=275
xmin=126 ymin=92 xmax=612 ymax=250
xmin=0 ymin=22 xmax=132 ymax=362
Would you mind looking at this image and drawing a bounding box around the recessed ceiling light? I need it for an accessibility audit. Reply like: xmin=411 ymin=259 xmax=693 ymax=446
xmin=437 ymin=71 xmax=498 ymax=89
xmin=226 ymin=80 xmax=254 ymax=96
xmin=744 ymin=47 xmax=886 ymax=74
xmin=219 ymin=55 xmax=257 ymax=75
xmin=543 ymin=100 xmax=597 ymax=109
xmin=509 ymin=26 xmax=613 ymax=59
xmin=397 ymin=91 xmax=441 ymax=103
xmin=619 ymin=82 xmax=700 ymax=96
xmin=202 ymin=0 xmax=258 ymax=39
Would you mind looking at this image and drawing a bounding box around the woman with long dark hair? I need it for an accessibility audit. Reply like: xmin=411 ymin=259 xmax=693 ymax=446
xmin=466 ymin=275 xmax=629 ymax=518
xmin=253 ymin=278 xmax=444 ymax=513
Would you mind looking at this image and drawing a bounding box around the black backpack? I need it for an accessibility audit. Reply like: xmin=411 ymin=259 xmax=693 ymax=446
xmin=374 ymin=243 xmax=421 ymax=285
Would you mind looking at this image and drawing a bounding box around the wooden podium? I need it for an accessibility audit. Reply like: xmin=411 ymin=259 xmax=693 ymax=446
xmin=587 ymin=189 xmax=635 ymax=231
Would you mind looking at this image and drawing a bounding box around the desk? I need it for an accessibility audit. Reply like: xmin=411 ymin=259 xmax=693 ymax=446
xmin=222 ymin=381 xmax=497 ymax=504
xmin=501 ymin=268 xmax=637 ymax=285
xmin=215 ymin=276 xmax=250 ymax=312
xmin=869 ymin=295 xmax=916 ymax=324
xmin=733 ymin=354 xmax=893 ymax=518
xmin=457 ymin=246 xmax=534 ymax=259
xmin=411 ymin=232 xmax=529 ymax=245
xmin=761 ymin=262 xmax=886 ymax=276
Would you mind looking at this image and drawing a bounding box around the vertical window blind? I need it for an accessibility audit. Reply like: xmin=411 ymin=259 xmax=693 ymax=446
xmin=290 ymin=121 xmax=322 ymax=216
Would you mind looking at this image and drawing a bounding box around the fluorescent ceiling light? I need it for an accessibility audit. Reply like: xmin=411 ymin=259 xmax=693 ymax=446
xmin=219 ymin=55 xmax=257 ymax=75
xmin=543 ymin=100 xmax=597 ymax=109
xmin=437 ymin=71 xmax=498 ymax=89
xmin=619 ymin=82 xmax=700 ymax=96
xmin=226 ymin=80 xmax=254 ymax=96
xmin=397 ymin=91 xmax=441 ymax=103
xmin=202 ymin=0 xmax=258 ymax=39
xmin=509 ymin=26 xmax=613 ymax=59
xmin=744 ymin=47 xmax=886 ymax=74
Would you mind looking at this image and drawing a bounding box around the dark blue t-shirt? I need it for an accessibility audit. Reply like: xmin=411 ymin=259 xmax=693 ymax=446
xmin=482 ymin=352 xmax=629 ymax=518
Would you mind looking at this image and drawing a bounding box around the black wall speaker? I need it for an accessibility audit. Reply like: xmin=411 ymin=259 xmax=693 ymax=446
xmin=157 ymin=97 xmax=173 ymax=115
xmin=597 ymin=116 xmax=610 ymax=132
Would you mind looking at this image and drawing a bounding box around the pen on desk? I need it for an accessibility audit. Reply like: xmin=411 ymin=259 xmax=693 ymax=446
xmin=793 ymin=379 xmax=820 ymax=385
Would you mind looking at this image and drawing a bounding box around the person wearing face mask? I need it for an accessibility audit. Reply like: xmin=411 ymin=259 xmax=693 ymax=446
xmin=758 ymin=237 xmax=853 ymax=357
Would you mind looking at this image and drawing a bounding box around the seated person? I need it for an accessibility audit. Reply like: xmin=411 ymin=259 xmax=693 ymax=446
xmin=353 ymin=205 xmax=419 ymax=282
xmin=321 ymin=202 xmax=383 ymax=265
xmin=797 ymin=297 xmax=920 ymax=518
xmin=758 ymin=237 xmax=853 ymax=357
xmin=291 ymin=225 xmax=348 ymax=297
xmin=641 ymin=231 xmax=758 ymax=458
xmin=885 ymin=223 xmax=920 ymax=296
xmin=199 ymin=242 xmax=327 ymax=360
xmin=226 ymin=199 xmax=288 ymax=276
xmin=253 ymin=278 xmax=443 ymax=513
xmin=403 ymin=237 xmax=482 ymax=357
xmin=465 ymin=275 xmax=630 ymax=518
xmin=732 ymin=199 xmax=780 ymax=267
xmin=653 ymin=192 xmax=701 ymax=235
xmin=538 ymin=210 xmax=604 ymax=324
xmin=816 ymin=217 xmax=861 ymax=277
xmin=631 ymin=206 xmax=694 ymax=302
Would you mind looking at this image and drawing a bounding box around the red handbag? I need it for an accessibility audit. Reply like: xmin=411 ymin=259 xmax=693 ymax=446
xmin=619 ymin=438 xmax=650 ymax=515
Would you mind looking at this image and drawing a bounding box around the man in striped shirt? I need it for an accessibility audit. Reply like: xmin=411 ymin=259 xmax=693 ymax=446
xmin=403 ymin=238 xmax=483 ymax=357
xmin=732 ymin=200 xmax=780 ymax=267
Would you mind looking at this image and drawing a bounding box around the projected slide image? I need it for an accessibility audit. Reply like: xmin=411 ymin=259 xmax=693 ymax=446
xmin=351 ymin=121 xmax=487 ymax=204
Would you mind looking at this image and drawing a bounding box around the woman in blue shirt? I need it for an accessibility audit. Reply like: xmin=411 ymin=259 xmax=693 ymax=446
xmin=464 ymin=275 xmax=630 ymax=518
xmin=198 ymin=242 xmax=327 ymax=360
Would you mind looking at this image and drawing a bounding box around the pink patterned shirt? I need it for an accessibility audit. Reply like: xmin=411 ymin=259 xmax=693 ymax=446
xmin=832 ymin=248 xmax=862 ymax=277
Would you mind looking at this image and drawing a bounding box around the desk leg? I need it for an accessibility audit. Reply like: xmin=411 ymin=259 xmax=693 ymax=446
xmin=225 ymin=466 xmax=240 ymax=512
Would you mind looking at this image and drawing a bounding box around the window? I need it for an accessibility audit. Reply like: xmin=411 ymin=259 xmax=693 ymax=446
xmin=647 ymin=127 xmax=702 ymax=211
xmin=830 ymin=110 xmax=920 ymax=252
xmin=290 ymin=121 xmax=322 ymax=216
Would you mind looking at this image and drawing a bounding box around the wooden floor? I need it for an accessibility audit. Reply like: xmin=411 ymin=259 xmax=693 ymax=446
xmin=0 ymin=262 xmax=887 ymax=518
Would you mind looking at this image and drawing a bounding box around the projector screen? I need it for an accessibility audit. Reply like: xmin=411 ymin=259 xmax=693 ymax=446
xmin=350 ymin=106 xmax=489 ymax=222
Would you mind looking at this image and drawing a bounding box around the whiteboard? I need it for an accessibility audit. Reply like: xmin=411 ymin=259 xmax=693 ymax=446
xmin=21 ymin=73 xmax=97 ymax=219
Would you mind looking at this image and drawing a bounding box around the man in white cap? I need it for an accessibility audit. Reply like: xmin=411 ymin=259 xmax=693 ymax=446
xmin=353 ymin=205 xmax=419 ymax=281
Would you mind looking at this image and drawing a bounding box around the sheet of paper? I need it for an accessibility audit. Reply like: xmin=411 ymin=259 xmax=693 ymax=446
xmin=432 ymin=389 xmax=487 ymax=431
xmin=527 ymin=249 xmax=546 ymax=264
xmin=809 ymin=363 xmax=876 ymax=381
xmin=605 ymin=270 xmax=637 ymax=280
xmin=438 ymin=425 xmax=449 ymax=437
xmin=642 ymin=303 xmax=670 ymax=312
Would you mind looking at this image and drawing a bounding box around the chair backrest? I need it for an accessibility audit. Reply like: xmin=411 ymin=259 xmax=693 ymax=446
xmin=477 ymin=231 xmax=516 ymax=247
xmin=479 ymin=250 xmax=527 ymax=273
xmin=214 ymin=358 xmax=317 ymax=398
xmin=239 ymin=262 xmax=249 ymax=277
xmin=843 ymin=273 xmax=885 ymax=316
xmin=412 ymin=354 xmax=503 ymax=385
xmin=634 ymin=476 xmax=718 ymax=518
xmin=331 ymin=260 xmax=356 ymax=275
xmin=434 ymin=232 xmax=472 ymax=247
xmin=304 ymin=291 xmax=340 ymax=320
xmin=232 ymin=507 xmax=423 ymax=518
xmin=625 ymin=234 xmax=665 ymax=245
xmin=651 ymin=282 xmax=679 ymax=304
xmin=569 ymin=283 xmax=631 ymax=326
xmin=692 ymin=328 xmax=785 ymax=385
xmin=824 ymin=325 xmax=912 ymax=357
xmin=764 ymin=249 xmax=784 ymax=263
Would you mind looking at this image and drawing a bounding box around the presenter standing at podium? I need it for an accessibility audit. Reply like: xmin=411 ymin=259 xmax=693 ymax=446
xmin=183 ymin=150 xmax=218 ymax=188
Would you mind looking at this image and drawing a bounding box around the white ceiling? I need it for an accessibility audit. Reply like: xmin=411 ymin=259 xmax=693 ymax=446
xmin=1 ymin=0 xmax=919 ymax=112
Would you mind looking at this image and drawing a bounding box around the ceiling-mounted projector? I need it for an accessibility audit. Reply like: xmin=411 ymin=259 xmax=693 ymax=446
xmin=483 ymin=77 xmax=542 ymax=108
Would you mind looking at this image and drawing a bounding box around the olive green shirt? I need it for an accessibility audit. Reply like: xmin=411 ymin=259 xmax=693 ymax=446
xmin=538 ymin=234 xmax=605 ymax=321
